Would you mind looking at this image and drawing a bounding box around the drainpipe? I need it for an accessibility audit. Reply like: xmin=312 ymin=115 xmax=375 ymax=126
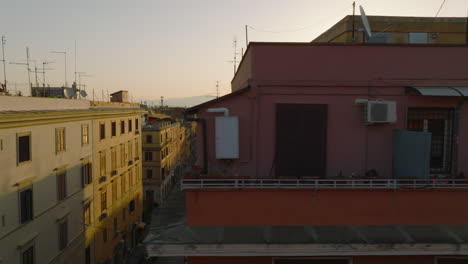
xmin=184 ymin=115 xmax=208 ymax=175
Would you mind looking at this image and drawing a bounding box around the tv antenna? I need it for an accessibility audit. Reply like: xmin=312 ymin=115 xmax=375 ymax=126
xmin=359 ymin=5 xmax=372 ymax=42
xmin=76 ymin=72 xmax=92 ymax=99
xmin=1 ymin=36 xmax=7 ymax=93
xmin=216 ymin=81 xmax=219 ymax=98
xmin=41 ymin=60 xmax=54 ymax=87
xmin=10 ymin=47 xmax=33 ymax=94
xmin=228 ymin=37 xmax=240 ymax=75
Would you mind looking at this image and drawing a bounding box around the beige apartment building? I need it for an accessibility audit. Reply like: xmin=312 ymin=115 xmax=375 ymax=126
xmin=0 ymin=97 xmax=92 ymax=264
xmin=89 ymin=98 xmax=144 ymax=264
xmin=142 ymin=115 xmax=186 ymax=204
xmin=0 ymin=93 xmax=144 ymax=264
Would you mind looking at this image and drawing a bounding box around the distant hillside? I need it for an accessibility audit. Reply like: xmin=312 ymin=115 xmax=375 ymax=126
xmin=145 ymin=95 xmax=216 ymax=108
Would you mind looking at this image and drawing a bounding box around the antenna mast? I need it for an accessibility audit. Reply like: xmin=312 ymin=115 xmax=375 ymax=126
xmin=352 ymin=1 xmax=356 ymax=43
xmin=1 ymin=36 xmax=7 ymax=93
xmin=216 ymin=81 xmax=219 ymax=98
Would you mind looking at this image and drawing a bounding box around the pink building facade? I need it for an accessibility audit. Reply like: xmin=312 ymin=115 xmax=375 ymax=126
xmin=146 ymin=43 xmax=468 ymax=264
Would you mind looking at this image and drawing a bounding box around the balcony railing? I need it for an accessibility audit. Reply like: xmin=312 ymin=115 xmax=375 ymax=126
xmin=181 ymin=178 xmax=468 ymax=190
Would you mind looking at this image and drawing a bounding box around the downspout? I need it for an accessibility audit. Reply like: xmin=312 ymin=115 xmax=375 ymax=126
xmin=184 ymin=115 xmax=208 ymax=175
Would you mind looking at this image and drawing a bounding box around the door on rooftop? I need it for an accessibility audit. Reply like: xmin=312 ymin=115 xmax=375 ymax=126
xmin=275 ymin=104 xmax=327 ymax=178
xmin=407 ymin=108 xmax=455 ymax=174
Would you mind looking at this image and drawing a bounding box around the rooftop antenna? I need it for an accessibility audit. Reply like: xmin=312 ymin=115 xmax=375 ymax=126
xmin=160 ymin=96 xmax=164 ymax=107
xmin=359 ymin=5 xmax=372 ymax=43
xmin=1 ymin=36 xmax=7 ymax=93
xmin=41 ymin=60 xmax=54 ymax=87
xmin=76 ymin=72 xmax=92 ymax=99
xmin=228 ymin=37 xmax=239 ymax=75
xmin=74 ymin=40 xmax=77 ymax=86
xmin=216 ymin=81 xmax=219 ymax=98
xmin=10 ymin=47 xmax=32 ymax=94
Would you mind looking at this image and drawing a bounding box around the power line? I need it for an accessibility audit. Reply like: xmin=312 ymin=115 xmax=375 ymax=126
xmin=435 ymin=0 xmax=447 ymax=17
xmin=247 ymin=3 xmax=353 ymax=34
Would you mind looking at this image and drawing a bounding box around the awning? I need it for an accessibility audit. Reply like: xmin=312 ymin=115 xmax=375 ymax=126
xmin=409 ymin=86 xmax=468 ymax=97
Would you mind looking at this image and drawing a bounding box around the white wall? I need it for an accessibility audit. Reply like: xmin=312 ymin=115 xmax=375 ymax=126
xmin=0 ymin=119 xmax=92 ymax=264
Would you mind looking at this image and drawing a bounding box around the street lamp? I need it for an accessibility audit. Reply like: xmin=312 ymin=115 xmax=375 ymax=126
xmin=50 ymin=51 xmax=67 ymax=87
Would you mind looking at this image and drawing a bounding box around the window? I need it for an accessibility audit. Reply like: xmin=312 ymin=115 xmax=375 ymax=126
xmin=56 ymin=128 xmax=66 ymax=153
xmin=82 ymin=162 xmax=92 ymax=187
xmin=408 ymin=108 xmax=454 ymax=173
xmin=128 ymin=169 xmax=134 ymax=187
xmin=83 ymin=203 xmax=91 ymax=226
xmin=128 ymin=141 xmax=133 ymax=161
xmin=409 ymin=32 xmax=429 ymax=44
xmin=20 ymin=187 xmax=33 ymax=223
xmin=146 ymin=168 xmax=152 ymax=179
xmin=121 ymin=174 xmax=126 ymax=195
xmin=145 ymin=151 xmax=153 ymax=161
xmin=111 ymin=147 xmax=117 ymax=171
xmin=129 ymin=119 xmax=133 ymax=132
xmin=113 ymin=217 xmax=118 ymax=238
xmin=120 ymin=144 xmax=126 ymax=167
xmin=112 ymin=180 xmax=117 ymax=202
xmin=102 ymin=228 xmax=108 ymax=243
xmin=21 ymin=245 xmax=34 ymax=264
xmin=85 ymin=247 xmax=91 ymax=264
xmin=129 ymin=200 xmax=135 ymax=212
xmin=120 ymin=120 xmax=125 ymax=134
xmin=101 ymin=190 xmax=107 ymax=212
xmin=82 ymin=124 xmax=89 ymax=145
xmin=109 ymin=122 xmax=115 ymax=137
xmin=58 ymin=218 xmax=68 ymax=250
xmin=100 ymin=151 xmax=107 ymax=176
xmin=57 ymin=171 xmax=67 ymax=201
xmin=135 ymin=118 xmax=139 ymax=131
xmin=146 ymin=135 xmax=153 ymax=143
xmin=17 ymin=133 xmax=31 ymax=164
xmin=135 ymin=139 xmax=139 ymax=159
xmin=100 ymin=123 xmax=106 ymax=140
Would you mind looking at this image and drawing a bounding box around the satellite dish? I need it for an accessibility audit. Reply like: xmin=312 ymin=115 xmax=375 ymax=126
xmin=359 ymin=5 xmax=372 ymax=39
xmin=80 ymin=90 xmax=88 ymax=97
xmin=63 ymin=87 xmax=77 ymax=98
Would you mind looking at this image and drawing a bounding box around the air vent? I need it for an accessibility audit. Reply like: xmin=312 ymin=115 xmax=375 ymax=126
xmin=364 ymin=101 xmax=397 ymax=123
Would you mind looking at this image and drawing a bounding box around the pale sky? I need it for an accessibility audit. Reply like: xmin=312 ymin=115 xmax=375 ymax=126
xmin=1 ymin=0 xmax=468 ymax=101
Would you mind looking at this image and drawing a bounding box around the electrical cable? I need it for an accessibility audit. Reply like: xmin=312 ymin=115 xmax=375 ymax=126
xmin=248 ymin=3 xmax=354 ymax=34
xmin=435 ymin=0 xmax=447 ymax=17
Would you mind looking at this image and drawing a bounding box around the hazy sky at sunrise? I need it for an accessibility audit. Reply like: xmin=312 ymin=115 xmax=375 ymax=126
xmin=1 ymin=0 xmax=468 ymax=101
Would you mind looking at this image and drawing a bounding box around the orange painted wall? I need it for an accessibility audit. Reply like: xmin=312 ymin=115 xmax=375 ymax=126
xmin=188 ymin=256 xmax=434 ymax=264
xmin=186 ymin=189 xmax=468 ymax=226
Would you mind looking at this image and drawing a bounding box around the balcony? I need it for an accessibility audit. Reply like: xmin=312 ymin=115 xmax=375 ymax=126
xmin=181 ymin=178 xmax=468 ymax=190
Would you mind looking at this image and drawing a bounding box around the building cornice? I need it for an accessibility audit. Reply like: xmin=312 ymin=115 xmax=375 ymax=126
xmin=0 ymin=109 xmax=145 ymax=129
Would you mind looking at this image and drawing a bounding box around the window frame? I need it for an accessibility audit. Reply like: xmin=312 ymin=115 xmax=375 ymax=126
xmin=19 ymin=186 xmax=34 ymax=224
xmin=56 ymin=170 xmax=67 ymax=201
xmin=20 ymin=242 xmax=35 ymax=264
xmin=55 ymin=127 xmax=66 ymax=153
xmin=58 ymin=217 xmax=68 ymax=251
xmin=128 ymin=119 xmax=133 ymax=132
xmin=83 ymin=202 xmax=91 ymax=226
xmin=17 ymin=132 xmax=32 ymax=165
xmin=146 ymin=168 xmax=153 ymax=179
xmin=99 ymin=123 xmax=106 ymax=140
xmin=135 ymin=118 xmax=139 ymax=131
xmin=101 ymin=190 xmax=107 ymax=213
xmin=120 ymin=120 xmax=125 ymax=135
xmin=81 ymin=124 xmax=89 ymax=145
xmin=82 ymin=162 xmax=92 ymax=187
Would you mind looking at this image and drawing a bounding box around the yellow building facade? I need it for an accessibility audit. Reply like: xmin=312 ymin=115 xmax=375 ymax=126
xmin=142 ymin=118 xmax=186 ymax=204
xmin=86 ymin=102 xmax=144 ymax=264
xmin=313 ymin=16 xmax=468 ymax=44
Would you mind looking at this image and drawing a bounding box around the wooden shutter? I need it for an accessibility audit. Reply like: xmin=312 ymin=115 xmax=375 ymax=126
xmin=275 ymin=104 xmax=327 ymax=178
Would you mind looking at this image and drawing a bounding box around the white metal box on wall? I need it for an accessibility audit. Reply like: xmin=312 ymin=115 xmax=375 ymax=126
xmin=215 ymin=116 xmax=239 ymax=159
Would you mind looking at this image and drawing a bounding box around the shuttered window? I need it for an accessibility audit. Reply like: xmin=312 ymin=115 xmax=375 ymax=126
xmin=58 ymin=219 xmax=68 ymax=250
xmin=55 ymin=128 xmax=66 ymax=153
xmin=20 ymin=188 xmax=33 ymax=223
xmin=57 ymin=171 xmax=67 ymax=201
xmin=275 ymin=104 xmax=327 ymax=178
xmin=18 ymin=134 xmax=31 ymax=164
xmin=100 ymin=123 xmax=106 ymax=140
xmin=21 ymin=246 xmax=34 ymax=264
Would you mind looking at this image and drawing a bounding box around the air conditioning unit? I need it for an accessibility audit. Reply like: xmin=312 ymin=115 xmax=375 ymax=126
xmin=364 ymin=100 xmax=397 ymax=123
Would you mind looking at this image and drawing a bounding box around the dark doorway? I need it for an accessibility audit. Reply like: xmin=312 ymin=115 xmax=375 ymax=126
xmin=275 ymin=104 xmax=327 ymax=178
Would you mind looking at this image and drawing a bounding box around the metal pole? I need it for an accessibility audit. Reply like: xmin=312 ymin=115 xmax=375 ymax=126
xmin=26 ymin=47 xmax=31 ymax=93
xmin=352 ymin=1 xmax=356 ymax=43
xmin=1 ymin=36 xmax=7 ymax=92
xmin=245 ymin=25 xmax=249 ymax=47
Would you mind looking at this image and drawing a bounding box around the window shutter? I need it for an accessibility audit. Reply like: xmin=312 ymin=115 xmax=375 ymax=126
xmin=81 ymin=164 xmax=85 ymax=187
xmin=88 ymin=163 xmax=93 ymax=183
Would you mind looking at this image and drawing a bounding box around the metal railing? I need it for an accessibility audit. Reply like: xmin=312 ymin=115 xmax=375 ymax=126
xmin=181 ymin=178 xmax=468 ymax=190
